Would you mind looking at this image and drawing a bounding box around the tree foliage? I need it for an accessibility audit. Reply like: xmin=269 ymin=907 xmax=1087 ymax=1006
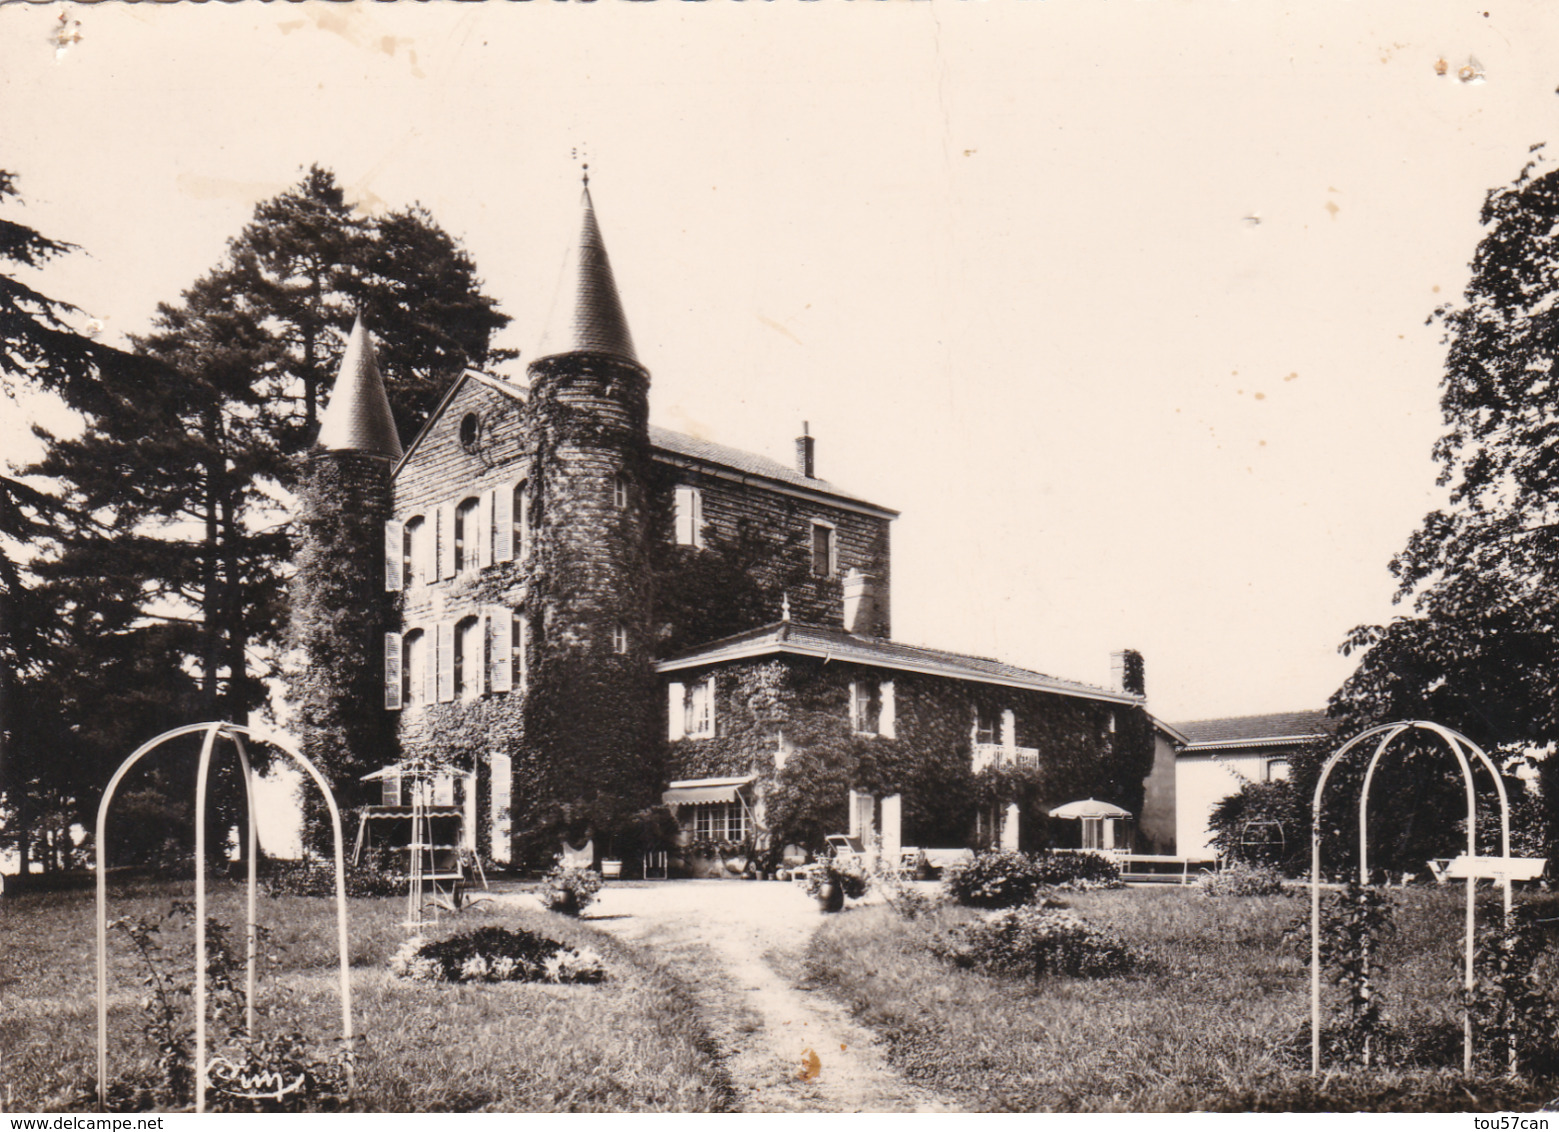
xmin=1330 ymin=147 xmax=1559 ymax=854
xmin=5 ymin=165 xmax=510 ymax=864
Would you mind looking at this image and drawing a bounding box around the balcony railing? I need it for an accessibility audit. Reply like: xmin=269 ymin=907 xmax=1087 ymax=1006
xmin=972 ymin=743 xmax=1040 ymax=772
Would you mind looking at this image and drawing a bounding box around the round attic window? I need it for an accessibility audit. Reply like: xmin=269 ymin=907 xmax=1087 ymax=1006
xmin=459 ymin=413 xmax=480 ymax=452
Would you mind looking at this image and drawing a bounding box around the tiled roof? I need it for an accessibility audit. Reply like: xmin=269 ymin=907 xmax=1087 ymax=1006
xmin=535 ymin=186 xmax=637 ymax=364
xmin=649 ymin=425 xmax=896 ymax=516
xmin=315 ymin=316 xmax=402 ymax=460
xmin=658 ymin=621 xmax=1142 ymax=706
xmin=1173 ymin=710 xmax=1334 ymax=749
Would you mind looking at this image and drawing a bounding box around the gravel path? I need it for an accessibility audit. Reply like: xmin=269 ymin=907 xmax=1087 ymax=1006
xmin=502 ymin=881 xmax=956 ymax=1113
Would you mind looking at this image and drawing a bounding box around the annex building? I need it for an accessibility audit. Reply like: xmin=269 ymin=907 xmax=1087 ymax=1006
xmin=290 ymin=180 xmax=1173 ymax=873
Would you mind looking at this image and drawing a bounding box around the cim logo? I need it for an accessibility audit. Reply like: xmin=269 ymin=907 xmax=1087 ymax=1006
xmin=206 ymin=1056 xmax=306 ymax=1102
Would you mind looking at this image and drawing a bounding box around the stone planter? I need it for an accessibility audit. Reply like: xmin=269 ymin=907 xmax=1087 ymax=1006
xmin=601 ymin=859 xmax=623 ymax=879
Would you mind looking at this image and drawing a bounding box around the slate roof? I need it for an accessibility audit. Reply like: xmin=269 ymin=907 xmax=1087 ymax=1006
xmin=1173 ymin=710 xmax=1333 ymax=750
xmin=657 ymin=620 xmax=1143 ymax=706
xmin=535 ymin=185 xmax=637 ymax=364
xmin=649 ymin=425 xmax=897 ymax=516
xmin=315 ymin=316 xmax=402 ymax=461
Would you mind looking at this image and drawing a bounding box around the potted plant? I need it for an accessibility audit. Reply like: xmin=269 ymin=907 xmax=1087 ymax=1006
xmin=803 ymin=859 xmax=868 ymax=913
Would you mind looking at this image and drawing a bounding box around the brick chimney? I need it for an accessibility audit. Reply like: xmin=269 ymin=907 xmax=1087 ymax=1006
xmin=1110 ymin=649 xmax=1145 ymax=697
xmin=796 ymin=421 xmax=815 ymax=479
xmin=843 ymin=568 xmax=878 ymax=635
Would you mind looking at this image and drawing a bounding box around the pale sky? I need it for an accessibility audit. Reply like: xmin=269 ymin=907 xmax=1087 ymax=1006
xmin=5 ymin=0 xmax=1558 ymax=726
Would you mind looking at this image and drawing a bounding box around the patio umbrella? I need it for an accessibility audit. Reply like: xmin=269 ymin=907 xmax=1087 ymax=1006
xmin=1048 ymin=798 xmax=1132 ymax=820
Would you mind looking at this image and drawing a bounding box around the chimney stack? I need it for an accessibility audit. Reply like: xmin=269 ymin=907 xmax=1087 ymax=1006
xmin=796 ymin=421 xmax=815 ymax=479
xmin=843 ymin=568 xmax=878 ymax=636
xmin=1110 ymin=649 xmax=1145 ymax=697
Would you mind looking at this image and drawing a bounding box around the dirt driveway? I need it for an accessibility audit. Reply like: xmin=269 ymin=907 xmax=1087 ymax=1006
xmin=508 ymin=881 xmax=956 ymax=1113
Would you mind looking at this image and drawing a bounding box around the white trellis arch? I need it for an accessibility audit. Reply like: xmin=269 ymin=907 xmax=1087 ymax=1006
xmin=1309 ymin=720 xmax=1523 ymax=1077
xmin=94 ymin=722 xmax=353 ymax=1113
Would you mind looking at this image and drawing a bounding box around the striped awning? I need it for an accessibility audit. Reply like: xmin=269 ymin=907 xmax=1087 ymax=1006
xmin=662 ymin=775 xmax=755 ymax=806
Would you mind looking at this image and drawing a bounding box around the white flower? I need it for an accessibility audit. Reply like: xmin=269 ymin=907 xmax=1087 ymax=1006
xmin=491 ymin=956 xmax=517 ymax=980
xmin=460 ymin=954 xmax=491 ymax=981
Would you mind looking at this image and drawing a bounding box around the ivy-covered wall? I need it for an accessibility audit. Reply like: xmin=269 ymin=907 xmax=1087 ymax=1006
xmin=663 ymin=656 xmax=1156 ymax=857
xmin=514 ymin=352 xmax=661 ymax=864
xmin=289 ymin=451 xmax=398 ymax=810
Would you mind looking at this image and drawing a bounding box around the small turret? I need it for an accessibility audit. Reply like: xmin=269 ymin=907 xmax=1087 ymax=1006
xmin=289 ymin=316 xmax=400 ymax=809
xmin=315 ymin=315 xmax=403 ymax=460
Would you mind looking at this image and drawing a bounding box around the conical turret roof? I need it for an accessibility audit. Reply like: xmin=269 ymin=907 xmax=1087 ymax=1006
xmin=535 ymin=185 xmax=638 ymax=365
xmin=315 ymin=315 xmax=403 ymax=461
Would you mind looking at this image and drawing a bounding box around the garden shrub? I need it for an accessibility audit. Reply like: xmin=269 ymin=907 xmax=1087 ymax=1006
xmin=390 ymin=925 xmax=605 ymax=984
xmin=943 ymin=850 xmax=1048 ymax=908
xmin=1030 ymin=850 xmax=1124 ymax=891
xmin=931 ymin=905 xmax=1137 ymax=979
xmin=540 ymin=865 xmax=603 ymax=916
xmin=261 ymin=849 xmax=402 ymax=899
xmin=1197 ymin=862 xmax=1286 ymax=897
xmin=85 ymin=904 xmax=352 ymax=1112
xmin=803 ymin=860 xmax=870 ymax=902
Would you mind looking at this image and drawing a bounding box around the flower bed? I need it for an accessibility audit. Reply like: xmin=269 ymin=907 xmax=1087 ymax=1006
xmin=390 ymin=926 xmax=606 ymax=984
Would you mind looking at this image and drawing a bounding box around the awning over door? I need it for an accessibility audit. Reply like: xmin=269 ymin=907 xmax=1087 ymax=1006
xmin=662 ymin=775 xmax=756 ymax=806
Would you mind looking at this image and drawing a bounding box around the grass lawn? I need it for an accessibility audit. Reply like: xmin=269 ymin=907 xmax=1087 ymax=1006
xmin=0 ymin=881 xmax=731 ymax=1112
xmin=806 ymin=885 xmax=1559 ymax=1112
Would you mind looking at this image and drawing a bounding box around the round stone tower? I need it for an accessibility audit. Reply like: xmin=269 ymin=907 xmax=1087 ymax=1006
xmin=290 ymin=315 xmax=403 ymax=806
xmin=519 ymin=179 xmax=658 ymax=851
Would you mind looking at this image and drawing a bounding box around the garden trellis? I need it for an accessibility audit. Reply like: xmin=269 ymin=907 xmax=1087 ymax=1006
xmin=94 ymin=722 xmax=353 ymax=1113
xmin=1309 ymin=720 xmax=1541 ymax=1077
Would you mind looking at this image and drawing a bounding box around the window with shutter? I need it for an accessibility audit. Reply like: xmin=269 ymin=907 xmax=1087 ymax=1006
xmin=685 ymin=676 xmax=716 ymax=737
xmin=490 ymin=752 xmax=512 ymax=864
xmin=674 ymin=486 xmax=703 ymax=548
xmin=493 ymin=484 xmax=514 ymax=562
xmin=489 ymin=608 xmax=513 ymax=693
xmin=667 ymin=682 xmax=686 ymax=740
xmin=404 ymin=517 xmax=427 ymax=587
xmin=479 ymin=491 xmax=495 ymax=569
xmin=384 ymin=632 xmax=403 ymax=710
xmin=455 ymin=498 xmax=480 ymax=573
xmin=456 ymin=614 xmax=485 ymax=701
xmin=385 ymin=521 xmax=404 ymax=592
xmin=439 ymin=503 xmax=457 ymax=579
xmin=850 ymin=681 xmax=880 ymax=735
xmin=437 ymin=621 xmax=456 ymax=702
xmin=810 ymin=522 xmax=835 ymax=577
xmin=403 ymin=629 xmax=426 ymax=708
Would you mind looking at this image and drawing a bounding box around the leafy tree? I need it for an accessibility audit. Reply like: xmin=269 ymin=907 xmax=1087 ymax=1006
xmin=1331 ymin=146 xmax=1559 ymax=854
xmin=9 ymin=166 xmax=510 ymax=859
xmin=0 ymin=169 xmax=179 ymax=874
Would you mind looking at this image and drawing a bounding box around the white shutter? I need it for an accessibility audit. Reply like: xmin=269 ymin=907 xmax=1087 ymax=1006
xmin=848 ymin=681 xmax=861 ymax=732
xmin=439 ymin=503 xmax=457 ymax=579
xmin=479 ymin=490 xmax=494 ymax=569
xmin=437 ymin=621 xmax=456 ymax=703
xmin=691 ymin=488 xmax=704 ymax=549
xmin=668 ymin=682 xmax=686 ymax=740
xmin=465 ymin=613 xmax=487 ymax=698
xmin=384 ymin=632 xmax=403 ymax=710
xmin=384 ymin=520 xmax=404 ymax=592
xmin=517 ymin=612 xmax=529 ymax=690
xmin=703 ymin=676 xmax=717 ymax=735
xmin=494 ymin=483 xmax=514 ymax=563
xmin=518 ymin=482 xmax=531 ymax=562
xmin=490 ymin=752 xmax=513 ymax=864
xmin=880 ymin=680 xmax=896 ymax=739
xmin=1001 ymin=709 xmax=1016 ymax=748
xmin=489 ymin=608 xmax=513 ymax=693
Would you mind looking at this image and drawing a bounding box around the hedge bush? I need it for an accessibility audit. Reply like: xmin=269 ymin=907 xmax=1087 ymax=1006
xmin=943 ymin=850 xmax=1048 ymax=908
xmin=1197 ymin=862 xmax=1286 ymax=897
xmin=1030 ymin=851 xmax=1124 ymax=891
xmin=931 ymin=905 xmax=1137 ymax=979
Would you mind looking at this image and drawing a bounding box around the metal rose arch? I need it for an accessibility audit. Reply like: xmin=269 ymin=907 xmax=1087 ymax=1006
xmin=1308 ymin=720 xmax=1542 ymax=1077
xmin=94 ymin=722 xmax=353 ymax=1113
